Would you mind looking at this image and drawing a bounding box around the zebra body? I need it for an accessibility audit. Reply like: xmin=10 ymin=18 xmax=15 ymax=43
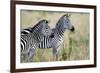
xmin=21 ymin=20 xmax=52 ymax=62
xmin=40 ymin=14 xmax=75 ymax=59
xmin=21 ymin=14 xmax=75 ymax=61
xmin=38 ymin=28 xmax=64 ymax=49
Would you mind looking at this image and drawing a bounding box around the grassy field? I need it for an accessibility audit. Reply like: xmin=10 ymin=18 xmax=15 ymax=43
xmin=21 ymin=10 xmax=89 ymax=62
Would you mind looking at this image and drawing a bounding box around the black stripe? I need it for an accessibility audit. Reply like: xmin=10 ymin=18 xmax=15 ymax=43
xmin=24 ymin=28 xmax=33 ymax=33
xmin=21 ymin=38 xmax=26 ymax=50
xmin=21 ymin=31 xmax=28 ymax=34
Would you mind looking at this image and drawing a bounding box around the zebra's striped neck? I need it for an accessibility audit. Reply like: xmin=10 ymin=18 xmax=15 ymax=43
xmin=55 ymin=24 xmax=65 ymax=38
xmin=31 ymin=29 xmax=44 ymax=42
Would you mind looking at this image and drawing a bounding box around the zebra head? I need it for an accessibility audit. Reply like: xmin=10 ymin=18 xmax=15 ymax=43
xmin=39 ymin=20 xmax=52 ymax=36
xmin=21 ymin=20 xmax=52 ymax=36
xmin=57 ymin=14 xmax=75 ymax=32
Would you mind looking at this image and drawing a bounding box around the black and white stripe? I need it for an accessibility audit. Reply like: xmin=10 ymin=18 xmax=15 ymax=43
xmin=21 ymin=20 xmax=52 ymax=62
xmin=21 ymin=27 xmax=33 ymax=35
xmin=21 ymin=14 xmax=75 ymax=61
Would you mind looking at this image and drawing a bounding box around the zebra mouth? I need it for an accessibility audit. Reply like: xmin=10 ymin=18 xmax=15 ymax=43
xmin=70 ymin=26 xmax=75 ymax=32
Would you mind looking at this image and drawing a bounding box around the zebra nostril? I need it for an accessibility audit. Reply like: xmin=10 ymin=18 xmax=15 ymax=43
xmin=70 ymin=26 xmax=75 ymax=32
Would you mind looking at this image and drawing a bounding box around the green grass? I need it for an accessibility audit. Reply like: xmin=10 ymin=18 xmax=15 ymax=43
xmin=21 ymin=33 xmax=89 ymax=62
xmin=20 ymin=10 xmax=90 ymax=62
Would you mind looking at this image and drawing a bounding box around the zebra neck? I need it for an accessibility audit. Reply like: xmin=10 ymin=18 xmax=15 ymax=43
xmin=55 ymin=27 xmax=65 ymax=38
xmin=32 ymin=32 xmax=43 ymax=42
xmin=56 ymin=23 xmax=66 ymax=32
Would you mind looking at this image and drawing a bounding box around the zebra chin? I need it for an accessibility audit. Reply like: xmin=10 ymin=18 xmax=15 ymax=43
xmin=70 ymin=26 xmax=75 ymax=32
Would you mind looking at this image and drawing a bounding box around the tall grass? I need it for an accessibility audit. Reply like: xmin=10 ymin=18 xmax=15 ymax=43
xmin=21 ymin=10 xmax=89 ymax=62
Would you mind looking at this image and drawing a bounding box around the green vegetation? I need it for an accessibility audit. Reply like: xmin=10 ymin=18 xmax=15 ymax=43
xmin=21 ymin=10 xmax=89 ymax=62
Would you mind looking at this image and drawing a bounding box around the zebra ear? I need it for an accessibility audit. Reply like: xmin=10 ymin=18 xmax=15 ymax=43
xmin=66 ymin=13 xmax=71 ymax=17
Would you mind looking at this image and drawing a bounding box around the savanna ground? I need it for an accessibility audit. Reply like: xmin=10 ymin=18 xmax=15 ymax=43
xmin=21 ymin=10 xmax=89 ymax=62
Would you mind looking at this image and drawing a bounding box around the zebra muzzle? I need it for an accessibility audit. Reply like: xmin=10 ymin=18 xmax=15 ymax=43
xmin=70 ymin=26 xmax=75 ymax=32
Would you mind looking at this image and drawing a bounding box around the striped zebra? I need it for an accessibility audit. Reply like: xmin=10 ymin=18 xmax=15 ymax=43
xmin=21 ymin=20 xmax=52 ymax=62
xmin=21 ymin=14 xmax=75 ymax=61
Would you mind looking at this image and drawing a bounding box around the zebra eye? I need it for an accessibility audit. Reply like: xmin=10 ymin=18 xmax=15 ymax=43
xmin=66 ymin=20 xmax=69 ymax=23
xmin=46 ymin=27 xmax=48 ymax=29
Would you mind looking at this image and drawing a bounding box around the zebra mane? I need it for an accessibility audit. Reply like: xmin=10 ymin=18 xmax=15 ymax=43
xmin=21 ymin=20 xmax=48 ymax=35
xmin=31 ymin=20 xmax=47 ymax=31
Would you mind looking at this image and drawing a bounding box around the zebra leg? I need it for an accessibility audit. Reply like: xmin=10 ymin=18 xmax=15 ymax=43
xmin=53 ymin=54 xmax=58 ymax=61
xmin=27 ymin=48 xmax=36 ymax=62
xmin=56 ymin=54 xmax=58 ymax=61
xmin=21 ymin=49 xmax=30 ymax=62
xmin=53 ymin=54 xmax=56 ymax=61
xmin=21 ymin=53 xmax=26 ymax=62
xmin=53 ymin=54 xmax=59 ymax=61
xmin=52 ymin=45 xmax=62 ymax=61
xmin=52 ymin=47 xmax=58 ymax=61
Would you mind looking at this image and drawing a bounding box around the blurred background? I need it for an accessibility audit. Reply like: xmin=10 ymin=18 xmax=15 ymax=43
xmin=21 ymin=10 xmax=90 ymax=62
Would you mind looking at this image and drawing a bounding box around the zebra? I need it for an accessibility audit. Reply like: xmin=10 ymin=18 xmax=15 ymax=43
xmin=21 ymin=14 xmax=75 ymax=61
xmin=39 ymin=14 xmax=75 ymax=60
xmin=21 ymin=20 xmax=52 ymax=62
